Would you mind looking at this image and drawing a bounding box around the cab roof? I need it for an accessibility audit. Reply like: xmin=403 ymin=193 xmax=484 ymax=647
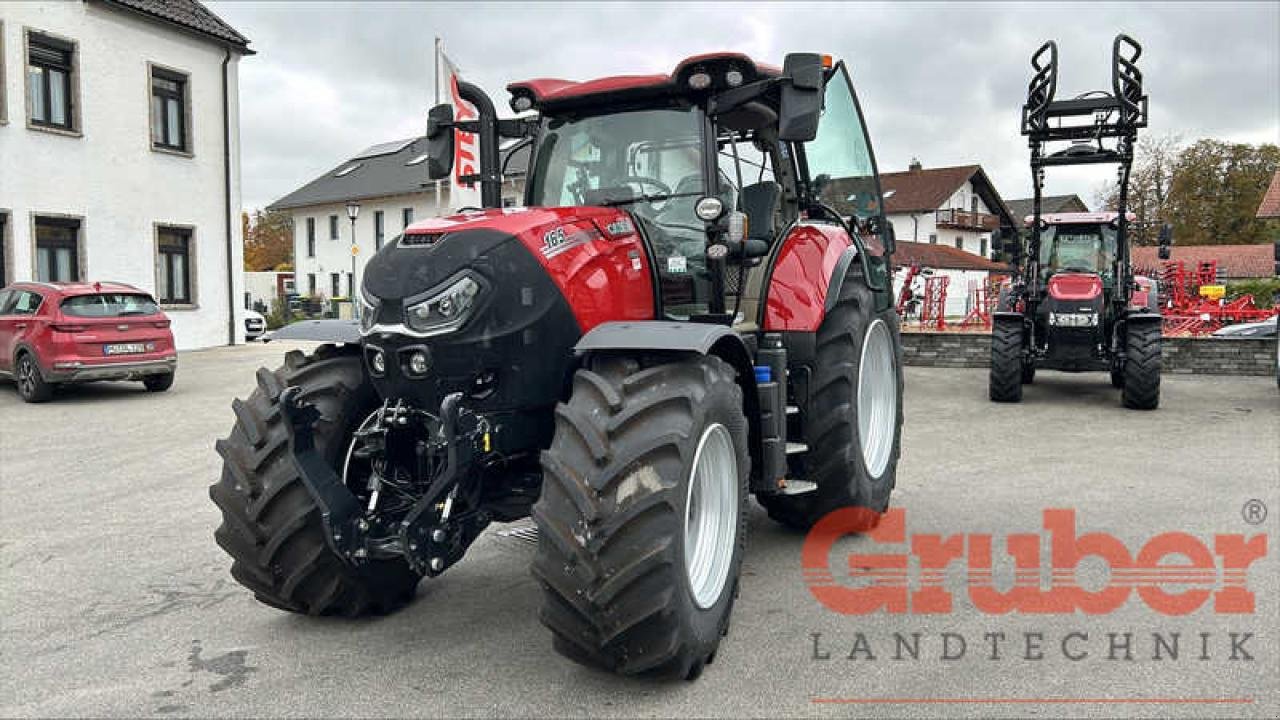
xmin=507 ymin=52 xmax=781 ymax=111
xmin=1023 ymin=211 xmax=1137 ymax=227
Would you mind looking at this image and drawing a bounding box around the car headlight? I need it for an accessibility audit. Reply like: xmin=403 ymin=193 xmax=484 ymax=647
xmin=358 ymin=290 xmax=379 ymax=332
xmin=403 ymin=274 xmax=483 ymax=335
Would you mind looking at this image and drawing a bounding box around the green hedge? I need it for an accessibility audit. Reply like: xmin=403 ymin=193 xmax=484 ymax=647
xmin=1225 ymin=278 xmax=1280 ymax=309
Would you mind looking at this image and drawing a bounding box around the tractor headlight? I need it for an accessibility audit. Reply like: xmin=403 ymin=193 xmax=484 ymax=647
xmin=403 ymin=274 xmax=484 ymax=336
xmin=358 ymin=290 xmax=379 ymax=332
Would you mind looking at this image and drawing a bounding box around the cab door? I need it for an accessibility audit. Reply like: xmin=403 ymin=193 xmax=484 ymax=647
xmin=799 ymin=62 xmax=893 ymax=305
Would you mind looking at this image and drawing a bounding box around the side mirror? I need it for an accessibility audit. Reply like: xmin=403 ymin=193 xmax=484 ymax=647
xmin=778 ymin=53 xmax=824 ymax=142
xmin=882 ymin=220 xmax=897 ymax=256
xmin=1157 ymin=223 xmax=1173 ymax=261
xmin=425 ymin=104 xmax=455 ymax=181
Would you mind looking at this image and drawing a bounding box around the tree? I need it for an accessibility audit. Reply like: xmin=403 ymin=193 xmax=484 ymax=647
xmin=1166 ymin=140 xmax=1280 ymax=246
xmin=1096 ymin=134 xmax=1181 ymax=246
xmin=243 ymin=209 xmax=294 ymax=271
xmin=1098 ymin=137 xmax=1279 ymax=246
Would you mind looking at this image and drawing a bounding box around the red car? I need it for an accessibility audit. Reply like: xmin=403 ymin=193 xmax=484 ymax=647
xmin=0 ymin=281 xmax=177 ymax=403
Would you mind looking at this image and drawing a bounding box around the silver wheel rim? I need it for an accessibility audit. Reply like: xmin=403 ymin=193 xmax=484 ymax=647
xmin=857 ymin=319 xmax=897 ymax=478
xmin=683 ymin=423 xmax=738 ymax=610
xmin=18 ymin=358 xmax=35 ymax=397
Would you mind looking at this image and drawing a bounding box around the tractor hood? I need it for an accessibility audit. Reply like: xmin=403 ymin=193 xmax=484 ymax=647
xmin=1046 ymin=273 xmax=1103 ymax=302
xmin=363 ymin=206 xmax=636 ymax=302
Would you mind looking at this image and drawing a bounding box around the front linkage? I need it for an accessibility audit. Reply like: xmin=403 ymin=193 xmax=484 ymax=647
xmin=279 ymin=387 xmax=491 ymax=577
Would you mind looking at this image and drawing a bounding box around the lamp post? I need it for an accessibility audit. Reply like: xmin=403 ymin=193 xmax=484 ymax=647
xmin=346 ymin=201 xmax=360 ymax=319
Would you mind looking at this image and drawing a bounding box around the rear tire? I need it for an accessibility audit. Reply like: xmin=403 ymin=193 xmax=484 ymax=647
xmin=1122 ymin=321 xmax=1161 ymax=410
xmin=143 ymin=372 xmax=174 ymax=392
xmin=210 ymin=344 xmax=420 ymax=616
xmin=989 ymin=320 xmax=1024 ymax=402
xmin=757 ymin=270 xmax=903 ymax=532
xmin=15 ymin=352 xmax=53 ymax=403
xmin=533 ymin=355 xmax=749 ymax=679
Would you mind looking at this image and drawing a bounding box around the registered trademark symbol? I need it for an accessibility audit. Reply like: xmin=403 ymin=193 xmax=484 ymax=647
xmin=1241 ymin=499 xmax=1267 ymax=525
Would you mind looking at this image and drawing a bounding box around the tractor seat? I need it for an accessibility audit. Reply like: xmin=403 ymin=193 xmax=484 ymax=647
xmin=740 ymin=181 xmax=781 ymax=243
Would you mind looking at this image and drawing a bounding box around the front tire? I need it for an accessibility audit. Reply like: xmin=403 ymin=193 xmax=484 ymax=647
xmin=533 ymin=355 xmax=749 ymax=679
xmin=1122 ymin=321 xmax=1161 ymax=410
xmin=758 ymin=271 xmax=903 ymax=531
xmin=210 ymin=344 xmax=420 ymax=616
xmin=989 ymin=320 xmax=1024 ymax=402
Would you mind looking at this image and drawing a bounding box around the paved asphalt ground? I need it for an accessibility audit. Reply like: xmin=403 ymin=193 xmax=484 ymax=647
xmin=1 ymin=341 xmax=1277 ymax=718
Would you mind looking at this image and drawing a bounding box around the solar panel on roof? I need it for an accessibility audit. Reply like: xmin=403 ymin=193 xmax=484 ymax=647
xmin=352 ymin=138 xmax=416 ymax=160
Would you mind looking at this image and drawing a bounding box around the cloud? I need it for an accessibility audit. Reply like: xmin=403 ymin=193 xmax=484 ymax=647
xmin=209 ymin=1 xmax=1279 ymax=210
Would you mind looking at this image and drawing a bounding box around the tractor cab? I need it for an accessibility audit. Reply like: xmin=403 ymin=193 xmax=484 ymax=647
xmin=427 ymin=52 xmax=895 ymax=324
xmin=1031 ymin=212 xmax=1132 ymax=289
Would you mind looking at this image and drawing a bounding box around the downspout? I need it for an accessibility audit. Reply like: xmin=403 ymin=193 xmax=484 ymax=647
xmin=222 ymin=48 xmax=235 ymax=345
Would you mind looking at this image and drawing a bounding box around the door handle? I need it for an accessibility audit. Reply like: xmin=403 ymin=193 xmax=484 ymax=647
xmin=15 ymin=323 xmax=27 ymax=330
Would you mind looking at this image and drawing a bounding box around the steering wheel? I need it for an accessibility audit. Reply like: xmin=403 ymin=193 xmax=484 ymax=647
xmin=617 ymin=175 xmax=673 ymax=210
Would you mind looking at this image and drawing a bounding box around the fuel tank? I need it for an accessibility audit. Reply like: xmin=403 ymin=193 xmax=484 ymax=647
xmin=358 ymin=207 xmax=654 ymax=452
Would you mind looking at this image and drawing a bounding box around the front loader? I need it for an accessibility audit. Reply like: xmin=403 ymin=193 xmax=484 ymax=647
xmin=990 ymin=34 xmax=1171 ymax=409
xmin=211 ymin=52 xmax=905 ymax=679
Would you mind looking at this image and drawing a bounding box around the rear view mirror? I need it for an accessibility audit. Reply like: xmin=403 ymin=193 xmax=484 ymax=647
xmin=882 ymin=221 xmax=897 ymax=256
xmin=778 ymin=53 xmax=823 ymax=142
xmin=425 ymin=104 xmax=455 ymax=181
xmin=1157 ymin=223 xmax=1173 ymax=261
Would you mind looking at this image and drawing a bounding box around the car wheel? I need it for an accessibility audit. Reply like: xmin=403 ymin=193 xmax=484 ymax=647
xmin=15 ymin=352 xmax=54 ymax=403
xmin=144 ymin=372 xmax=175 ymax=392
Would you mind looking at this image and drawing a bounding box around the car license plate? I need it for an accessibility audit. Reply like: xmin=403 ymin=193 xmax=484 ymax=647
xmin=104 ymin=343 xmax=147 ymax=356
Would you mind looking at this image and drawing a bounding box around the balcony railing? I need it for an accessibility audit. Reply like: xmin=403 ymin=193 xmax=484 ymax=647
xmin=936 ymin=208 xmax=999 ymax=231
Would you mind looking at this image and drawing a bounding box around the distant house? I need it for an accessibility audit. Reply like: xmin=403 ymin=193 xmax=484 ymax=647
xmin=893 ymin=241 xmax=1010 ymax=317
xmin=269 ymin=138 xmax=527 ymax=301
xmin=1132 ymin=244 xmax=1275 ymax=281
xmin=875 ymin=160 xmax=1017 ymax=260
xmin=1005 ymin=194 xmax=1089 ymax=223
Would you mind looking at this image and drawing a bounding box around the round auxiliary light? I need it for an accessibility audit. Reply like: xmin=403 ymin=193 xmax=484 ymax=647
xmin=695 ymin=196 xmax=725 ymax=221
xmin=688 ymin=71 xmax=712 ymax=90
xmin=409 ymin=351 xmax=430 ymax=375
xmin=725 ymin=69 xmax=744 ymax=87
xmin=511 ymin=95 xmax=533 ymax=113
xmin=370 ymin=350 xmax=386 ymax=374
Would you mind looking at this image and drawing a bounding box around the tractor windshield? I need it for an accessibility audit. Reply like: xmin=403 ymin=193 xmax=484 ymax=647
xmin=1039 ymin=223 xmax=1117 ymax=282
xmin=529 ymin=107 xmax=726 ymax=318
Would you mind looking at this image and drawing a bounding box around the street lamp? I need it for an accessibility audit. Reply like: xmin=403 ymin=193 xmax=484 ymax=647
xmin=346 ymin=201 xmax=360 ymax=318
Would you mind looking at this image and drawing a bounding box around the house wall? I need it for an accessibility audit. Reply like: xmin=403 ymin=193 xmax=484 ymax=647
xmin=288 ymin=179 xmax=523 ymax=301
xmin=0 ymin=2 xmax=245 ymax=349
xmin=244 ymin=270 xmax=292 ymax=313
xmin=887 ymin=179 xmax=996 ymax=259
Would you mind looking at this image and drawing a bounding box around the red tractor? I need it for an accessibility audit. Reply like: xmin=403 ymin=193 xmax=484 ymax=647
xmin=990 ymin=35 xmax=1171 ymax=409
xmin=210 ymin=52 xmax=904 ymax=679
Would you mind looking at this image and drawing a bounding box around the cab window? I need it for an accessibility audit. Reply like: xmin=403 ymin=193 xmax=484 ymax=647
xmin=804 ymin=65 xmax=880 ymax=227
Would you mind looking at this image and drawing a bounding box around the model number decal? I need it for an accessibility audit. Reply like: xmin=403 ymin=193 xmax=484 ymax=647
xmin=541 ymin=225 xmax=593 ymax=259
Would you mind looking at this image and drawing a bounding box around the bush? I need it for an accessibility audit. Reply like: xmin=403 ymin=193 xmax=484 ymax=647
xmin=1225 ymin=278 xmax=1280 ymax=309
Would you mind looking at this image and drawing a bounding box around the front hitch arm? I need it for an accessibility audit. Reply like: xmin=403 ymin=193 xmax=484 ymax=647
xmin=279 ymin=386 xmax=365 ymax=564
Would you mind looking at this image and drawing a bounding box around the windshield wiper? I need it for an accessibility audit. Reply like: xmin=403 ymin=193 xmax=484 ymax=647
xmin=597 ymin=191 xmax=704 ymax=208
xmin=117 ymin=309 xmax=152 ymax=315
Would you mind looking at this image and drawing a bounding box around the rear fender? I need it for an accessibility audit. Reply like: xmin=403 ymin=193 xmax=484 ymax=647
xmin=574 ymin=321 xmax=762 ymax=491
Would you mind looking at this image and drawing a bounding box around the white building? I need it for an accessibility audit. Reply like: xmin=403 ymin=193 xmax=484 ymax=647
xmin=0 ymin=0 xmax=251 ymax=349
xmin=244 ymin=270 xmax=293 ymax=314
xmin=269 ymin=137 xmax=526 ymax=302
xmin=878 ymin=160 xmax=1016 ymax=260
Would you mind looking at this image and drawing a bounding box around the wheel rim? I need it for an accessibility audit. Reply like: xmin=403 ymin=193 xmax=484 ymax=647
xmin=683 ymin=422 xmax=738 ymax=610
xmin=857 ymin=319 xmax=897 ymax=479
xmin=17 ymin=358 xmax=35 ymax=397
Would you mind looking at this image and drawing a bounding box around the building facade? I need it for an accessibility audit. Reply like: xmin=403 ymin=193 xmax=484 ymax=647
xmin=0 ymin=0 xmax=251 ymax=349
xmin=878 ymin=161 xmax=1016 ymax=261
xmin=270 ymin=136 xmax=525 ymax=302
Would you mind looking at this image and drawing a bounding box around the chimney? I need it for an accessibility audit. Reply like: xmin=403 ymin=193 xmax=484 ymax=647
xmin=908 ymin=157 xmax=923 ymax=172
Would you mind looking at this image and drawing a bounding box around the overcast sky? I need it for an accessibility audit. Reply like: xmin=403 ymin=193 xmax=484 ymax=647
xmin=208 ymin=1 xmax=1279 ymax=212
